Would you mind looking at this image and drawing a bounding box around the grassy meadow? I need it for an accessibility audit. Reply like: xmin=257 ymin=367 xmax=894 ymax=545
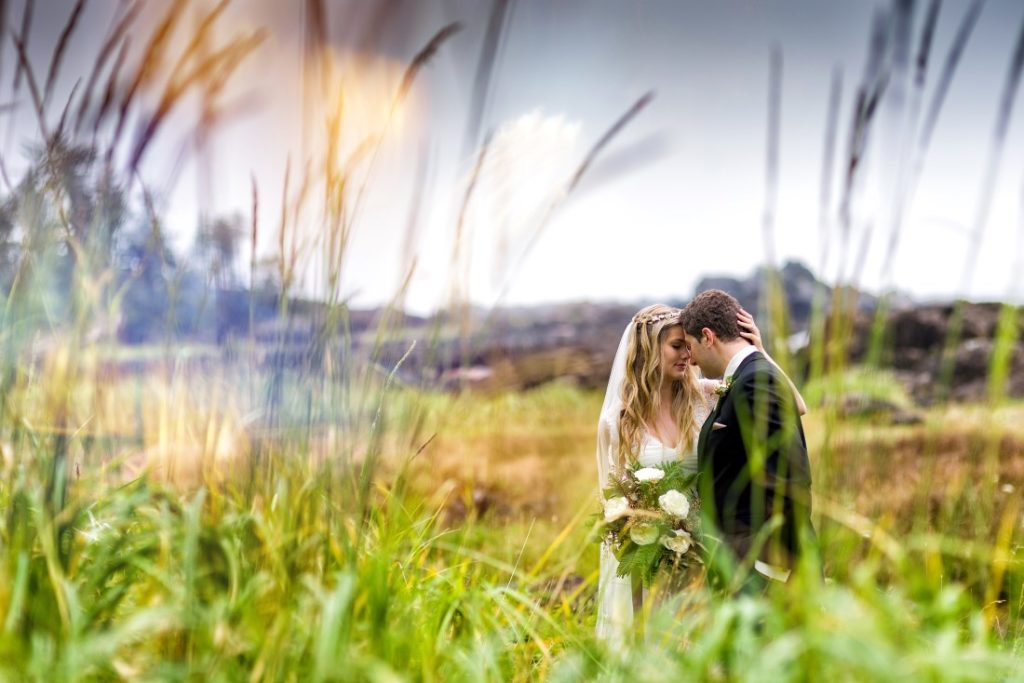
xmin=0 ymin=0 xmax=1023 ymax=680
xmin=0 ymin=348 xmax=1022 ymax=680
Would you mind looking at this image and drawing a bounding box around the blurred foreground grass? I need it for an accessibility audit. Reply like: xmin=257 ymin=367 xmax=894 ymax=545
xmin=0 ymin=351 xmax=1021 ymax=681
xmin=0 ymin=1 xmax=1022 ymax=676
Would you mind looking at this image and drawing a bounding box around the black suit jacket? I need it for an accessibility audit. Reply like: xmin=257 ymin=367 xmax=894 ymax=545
xmin=697 ymin=350 xmax=814 ymax=566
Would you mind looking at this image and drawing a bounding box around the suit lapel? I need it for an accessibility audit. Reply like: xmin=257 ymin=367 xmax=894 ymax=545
xmin=722 ymin=350 xmax=763 ymax=397
xmin=697 ymin=351 xmax=764 ymax=465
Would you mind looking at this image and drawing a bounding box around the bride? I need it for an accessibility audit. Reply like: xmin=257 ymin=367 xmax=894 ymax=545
xmin=595 ymin=303 xmax=804 ymax=642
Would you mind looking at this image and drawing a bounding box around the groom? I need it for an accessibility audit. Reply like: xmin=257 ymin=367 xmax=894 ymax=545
xmin=679 ymin=289 xmax=815 ymax=588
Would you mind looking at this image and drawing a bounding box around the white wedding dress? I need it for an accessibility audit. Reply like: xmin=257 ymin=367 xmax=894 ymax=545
xmin=595 ymin=328 xmax=717 ymax=645
xmin=637 ymin=429 xmax=701 ymax=474
xmin=595 ymin=401 xmax=711 ymax=641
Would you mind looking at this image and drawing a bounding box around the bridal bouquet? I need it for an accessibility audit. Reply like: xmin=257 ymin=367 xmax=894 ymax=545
xmin=600 ymin=461 xmax=701 ymax=587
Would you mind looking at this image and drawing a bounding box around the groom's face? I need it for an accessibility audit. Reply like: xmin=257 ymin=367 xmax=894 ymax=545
xmin=683 ymin=330 xmax=717 ymax=377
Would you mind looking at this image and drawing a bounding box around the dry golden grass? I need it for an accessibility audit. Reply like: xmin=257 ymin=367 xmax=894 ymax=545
xmin=399 ymin=385 xmax=1024 ymax=552
xmin=14 ymin=344 xmax=1022 ymax=559
xmin=806 ymin=408 xmax=1024 ymax=519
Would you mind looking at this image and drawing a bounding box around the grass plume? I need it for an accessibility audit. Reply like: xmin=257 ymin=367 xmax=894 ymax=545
xmin=42 ymin=0 xmax=86 ymax=111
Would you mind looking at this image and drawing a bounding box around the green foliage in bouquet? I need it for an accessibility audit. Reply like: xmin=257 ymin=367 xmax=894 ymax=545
xmin=599 ymin=461 xmax=701 ymax=587
xmin=614 ymin=540 xmax=664 ymax=586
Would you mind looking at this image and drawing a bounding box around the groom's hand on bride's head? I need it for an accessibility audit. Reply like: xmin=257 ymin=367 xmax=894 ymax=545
xmin=737 ymin=308 xmax=763 ymax=350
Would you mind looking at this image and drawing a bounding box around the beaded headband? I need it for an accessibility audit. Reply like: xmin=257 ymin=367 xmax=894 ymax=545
xmin=631 ymin=309 xmax=681 ymax=325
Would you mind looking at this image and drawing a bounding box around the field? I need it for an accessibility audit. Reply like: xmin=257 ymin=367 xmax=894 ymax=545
xmin=0 ymin=348 xmax=1021 ymax=681
xmin=2 ymin=0 xmax=1024 ymax=679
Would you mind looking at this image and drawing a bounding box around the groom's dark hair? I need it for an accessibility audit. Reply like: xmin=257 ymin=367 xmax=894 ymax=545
xmin=679 ymin=289 xmax=742 ymax=341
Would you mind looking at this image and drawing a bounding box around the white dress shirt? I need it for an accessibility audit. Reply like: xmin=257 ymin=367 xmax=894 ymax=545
xmin=722 ymin=343 xmax=758 ymax=381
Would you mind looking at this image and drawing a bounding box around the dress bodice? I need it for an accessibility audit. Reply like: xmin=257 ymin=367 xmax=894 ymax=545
xmin=598 ymin=390 xmax=714 ymax=482
xmin=635 ymin=399 xmax=711 ymax=476
xmin=638 ymin=432 xmax=699 ymax=475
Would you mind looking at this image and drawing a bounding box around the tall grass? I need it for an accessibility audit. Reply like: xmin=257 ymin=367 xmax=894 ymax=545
xmin=0 ymin=1 xmax=1021 ymax=681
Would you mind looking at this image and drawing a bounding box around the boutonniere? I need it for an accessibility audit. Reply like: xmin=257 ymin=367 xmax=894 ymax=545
xmin=714 ymin=376 xmax=734 ymax=397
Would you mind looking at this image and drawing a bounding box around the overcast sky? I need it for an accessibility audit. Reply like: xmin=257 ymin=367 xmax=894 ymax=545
xmin=4 ymin=0 xmax=1024 ymax=314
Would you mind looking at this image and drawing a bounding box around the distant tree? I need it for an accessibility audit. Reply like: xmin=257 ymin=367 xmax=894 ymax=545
xmin=192 ymin=213 xmax=246 ymax=290
xmin=0 ymin=137 xmax=128 ymax=330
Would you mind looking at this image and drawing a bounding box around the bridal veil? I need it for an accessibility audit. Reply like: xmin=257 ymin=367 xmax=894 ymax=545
xmin=595 ymin=323 xmax=634 ymax=643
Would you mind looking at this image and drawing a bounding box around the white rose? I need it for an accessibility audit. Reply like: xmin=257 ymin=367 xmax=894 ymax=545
xmin=660 ymin=529 xmax=693 ymax=554
xmin=658 ymin=489 xmax=690 ymax=518
xmin=603 ymin=496 xmax=630 ymax=522
xmin=633 ymin=467 xmax=665 ymax=483
xmin=629 ymin=523 xmax=660 ymax=546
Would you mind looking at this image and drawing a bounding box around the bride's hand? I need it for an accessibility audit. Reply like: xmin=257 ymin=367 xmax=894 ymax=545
xmin=737 ymin=308 xmax=764 ymax=353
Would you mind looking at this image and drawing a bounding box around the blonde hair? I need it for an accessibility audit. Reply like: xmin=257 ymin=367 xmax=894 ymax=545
xmin=616 ymin=304 xmax=703 ymax=470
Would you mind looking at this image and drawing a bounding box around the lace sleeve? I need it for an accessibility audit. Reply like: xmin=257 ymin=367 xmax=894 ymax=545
xmin=698 ymin=378 xmax=719 ymax=416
